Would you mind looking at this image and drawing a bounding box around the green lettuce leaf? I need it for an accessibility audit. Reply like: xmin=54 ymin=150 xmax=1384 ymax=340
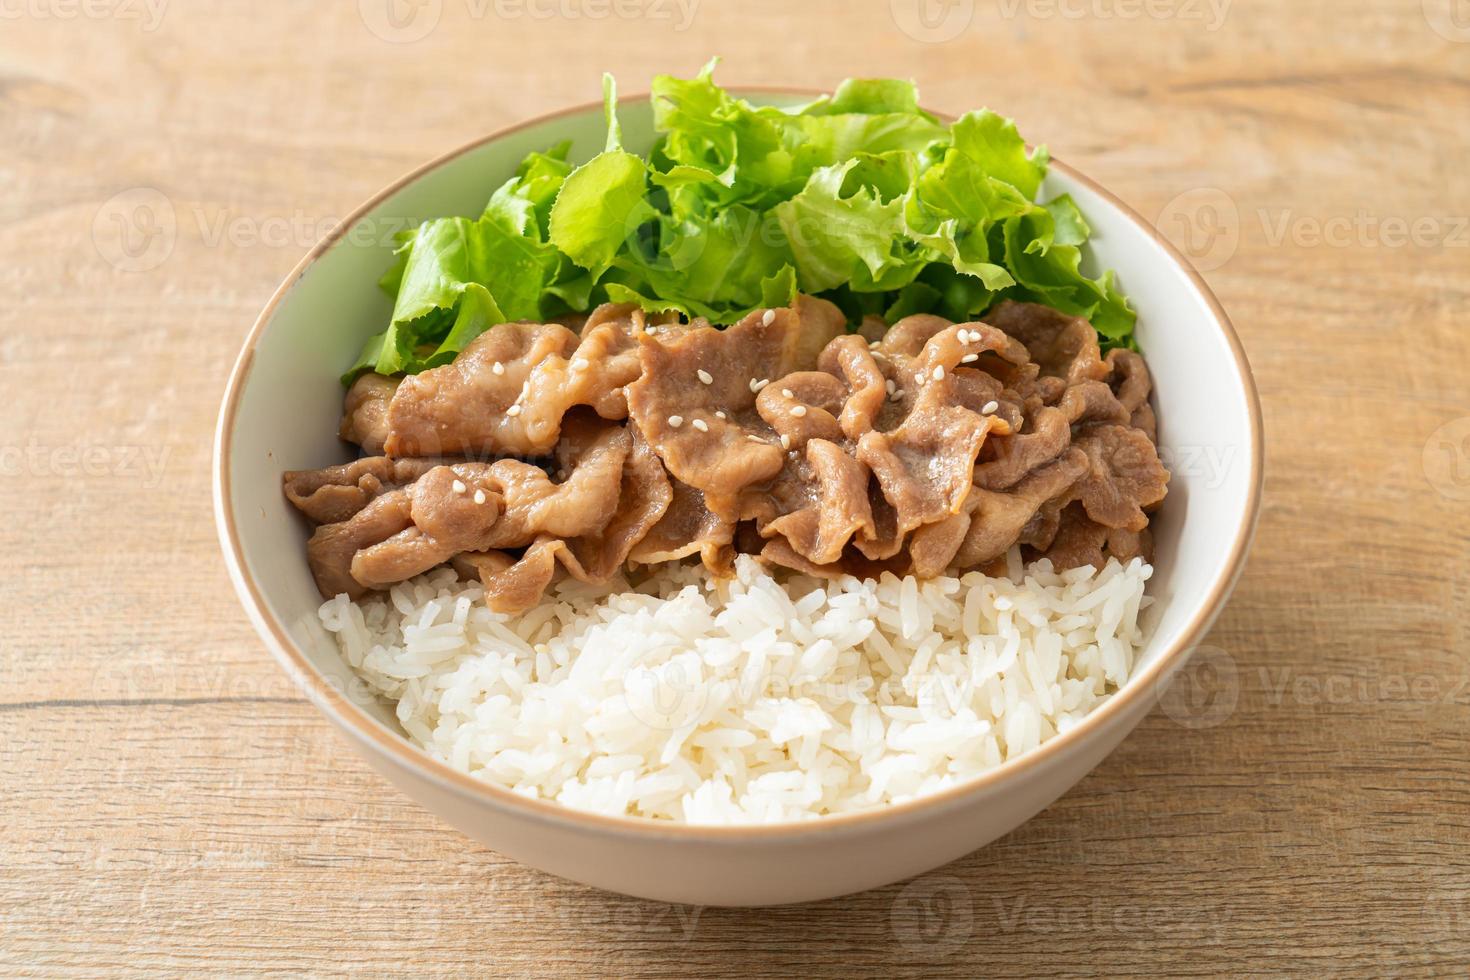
xmin=775 ymin=152 xmax=928 ymax=293
xmin=548 ymin=75 xmax=654 ymax=277
xmin=1002 ymin=195 xmax=1134 ymax=339
xmin=349 ymin=64 xmax=1135 ymax=383
xmin=482 ymin=140 xmax=571 ymax=238
xmin=344 ymin=213 xmax=552 ymax=381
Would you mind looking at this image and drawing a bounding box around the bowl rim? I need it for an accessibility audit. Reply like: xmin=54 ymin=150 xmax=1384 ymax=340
xmin=213 ymin=88 xmax=1264 ymax=840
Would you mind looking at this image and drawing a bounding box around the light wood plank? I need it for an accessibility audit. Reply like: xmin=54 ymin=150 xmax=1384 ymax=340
xmin=3 ymin=1 xmax=1468 ymax=972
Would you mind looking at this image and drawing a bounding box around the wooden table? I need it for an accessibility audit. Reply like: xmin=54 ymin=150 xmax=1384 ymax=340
xmin=4 ymin=1 xmax=1468 ymax=974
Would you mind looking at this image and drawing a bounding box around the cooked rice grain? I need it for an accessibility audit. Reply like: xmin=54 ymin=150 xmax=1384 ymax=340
xmin=320 ymin=554 xmax=1151 ymax=824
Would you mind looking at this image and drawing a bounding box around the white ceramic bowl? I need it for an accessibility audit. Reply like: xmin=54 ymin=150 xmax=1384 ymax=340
xmin=214 ymin=92 xmax=1263 ymax=907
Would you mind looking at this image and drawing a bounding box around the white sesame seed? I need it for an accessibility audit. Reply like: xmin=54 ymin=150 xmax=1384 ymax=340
xmin=780 ymin=434 xmax=791 ymax=449
xmin=753 ymin=378 xmax=770 ymax=391
xmin=491 ymin=361 xmax=505 ymax=376
xmin=748 ymin=378 xmax=760 ymax=392
xmin=982 ymin=400 xmax=999 ymax=414
xmin=571 ymin=357 xmax=589 ymax=371
xmin=933 ymin=366 xmax=945 ymax=381
xmin=960 ymin=329 xmax=974 ymax=344
xmin=781 ymin=388 xmax=794 ymax=399
xmin=885 ymin=379 xmax=896 ymax=394
xmin=452 ymin=480 xmax=467 ymax=494
xmin=962 ymin=353 xmax=979 ymax=363
xmin=791 ymin=404 xmax=808 ymax=417
xmin=715 ymin=410 xmax=727 ymax=420
xmin=473 ymin=489 xmax=487 ymax=505
xmin=761 ymin=309 xmax=775 ymax=326
xmin=697 ymin=369 xmax=713 ymax=385
xmin=890 ymin=389 xmax=905 ymax=401
xmin=747 ymin=434 xmax=764 ymax=443
xmin=506 ymin=404 xmax=522 ymax=417
xmin=692 ymin=418 xmax=708 ymax=432
xmin=869 ymin=340 xmax=881 ymax=349
xmin=668 ymin=415 xmax=684 ymax=428
xmin=915 ymin=372 xmax=926 ymax=386
xmin=646 ymin=325 xmax=658 ymax=335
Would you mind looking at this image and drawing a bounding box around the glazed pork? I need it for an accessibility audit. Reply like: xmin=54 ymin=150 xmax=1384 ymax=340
xmin=284 ymin=297 xmax=1168 ymax=612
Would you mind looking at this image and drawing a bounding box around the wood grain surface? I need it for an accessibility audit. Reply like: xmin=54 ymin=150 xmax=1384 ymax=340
xmin=3 ymin=1 xmax=1468 ymax=975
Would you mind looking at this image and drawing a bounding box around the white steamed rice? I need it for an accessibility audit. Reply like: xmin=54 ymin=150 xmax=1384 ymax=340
xmin=319 ymin=553 xmax=1152 ymax=824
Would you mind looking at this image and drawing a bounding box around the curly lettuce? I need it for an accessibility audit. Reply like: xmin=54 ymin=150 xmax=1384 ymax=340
xmin=347 ymin=60 xmax=1133 ymax=382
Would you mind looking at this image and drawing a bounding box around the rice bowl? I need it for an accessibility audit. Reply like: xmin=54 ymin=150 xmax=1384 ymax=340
xmin=214 ymin=83 xmax=1261 ymax=904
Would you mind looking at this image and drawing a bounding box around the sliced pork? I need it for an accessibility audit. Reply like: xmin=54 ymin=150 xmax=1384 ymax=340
xmin=288 ymin=296 xmax=1168 ymax=607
